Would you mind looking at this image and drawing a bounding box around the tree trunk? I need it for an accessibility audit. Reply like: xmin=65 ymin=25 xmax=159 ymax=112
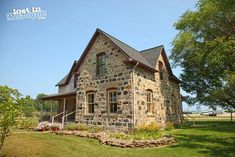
xmin=231 ymin=111 xmax=233 ymax=122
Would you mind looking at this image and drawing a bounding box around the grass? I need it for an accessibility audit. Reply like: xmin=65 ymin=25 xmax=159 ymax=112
xmin=1 ymin=121 xmax=235 ymax=157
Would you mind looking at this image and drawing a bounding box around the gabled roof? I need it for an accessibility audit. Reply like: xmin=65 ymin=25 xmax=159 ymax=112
xmin=56 ymin=61 xmax=77 ymax=86
xmin=140 ymin=45 xmax=163 ymax=68
xmin=98 ymin=29 xmax=154 ymax=69
xmin=56 ymin=28 xmax=180 ymax=86
xmin=40 ymin=90 xmax=76 ymax=100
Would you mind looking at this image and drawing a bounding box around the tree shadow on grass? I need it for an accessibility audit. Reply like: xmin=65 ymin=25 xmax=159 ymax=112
xmin=170 ymin=133 xmax=235 ymax=157
xmin=193 ymin=121 xmax=235 ymax=134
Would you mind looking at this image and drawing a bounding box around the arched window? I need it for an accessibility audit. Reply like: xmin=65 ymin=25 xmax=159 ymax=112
xmin=146 ymin=89 xmax=153 ymax=113
xmin=159 ymin=61 xmax=164 ymax=80
xmin=97 ymin=52 xmax=106 ymax=75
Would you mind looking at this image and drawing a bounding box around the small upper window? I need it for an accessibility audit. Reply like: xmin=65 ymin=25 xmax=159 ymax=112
xmin=159 ymin=61 xmax=164 ymax=80
xmin=147 ymin=90 xmax=153 ymax=113
xmin=87 ymin=92 xmax=95 ymax=113
xmin=97 ymin=53 xmax=106 ymax=75
xmin=108 ymin=90 xmax=117 ymax=113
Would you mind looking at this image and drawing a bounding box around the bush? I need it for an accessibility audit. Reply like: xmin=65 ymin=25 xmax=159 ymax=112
xmin=165 ymin=122 xmax=174 ymax=131
xmin=87 ymin=126 xmax=103 ymax=133
xmin=135 ymin=123 xmax=160 ymax=133
xmin=17 ymin=117 xmax=39 ymax=129
xmin=50 ymin=123 xmax=62 ymax=131
xmin=64 ymin=123 xmax=88 ymax=131
xmin=110 ymin=124 xmax=162 ymax=140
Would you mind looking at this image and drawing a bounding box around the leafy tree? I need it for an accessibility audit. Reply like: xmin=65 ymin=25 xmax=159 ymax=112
xmin=170 ymin=0 xmax=235 ymax=121
xmin=35 ymin=93 xmax=57 ymax=112
xmin=0 ymin=86 xmax=23 ymax=151
xmin=22 ymin=95 xmax=36 ymax=117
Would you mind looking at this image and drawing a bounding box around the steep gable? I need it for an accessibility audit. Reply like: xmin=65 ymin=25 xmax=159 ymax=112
xmin=56 ymin=28 xmax=180 ymax=86
xmin=140 ymin=46 xmax=181 ymax=83
xmin=140 ymin=45 xmax=163 ymax=68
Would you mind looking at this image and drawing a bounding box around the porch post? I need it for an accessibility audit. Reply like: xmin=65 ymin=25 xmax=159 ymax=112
xmin=50 ymin=101 xmax=53 ymax=122
xmin=62 ymin=98 xmax=66 ymax=128
xmin=63 ymin=98 xmax=66 ymax=117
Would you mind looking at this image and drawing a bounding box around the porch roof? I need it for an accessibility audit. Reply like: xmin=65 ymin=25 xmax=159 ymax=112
xmin=40 ymin=90 xmax=76 ymax=101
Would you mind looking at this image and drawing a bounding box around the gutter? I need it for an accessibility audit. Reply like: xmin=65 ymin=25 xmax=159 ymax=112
xmin=132 ymin=61 xmax=139 ymax=128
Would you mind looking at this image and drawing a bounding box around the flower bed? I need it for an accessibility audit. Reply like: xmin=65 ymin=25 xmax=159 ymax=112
xmin=34 ymin=122 xmax=62 ymax=132
xmin=54 ymin=130 xmax=176 ymax=148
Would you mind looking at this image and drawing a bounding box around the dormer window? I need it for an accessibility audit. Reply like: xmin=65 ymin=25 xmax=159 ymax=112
xmin=97 ymin=52 xmax=106 ymax=76
xmin=159 ymin=61 xmax=164 ymax=80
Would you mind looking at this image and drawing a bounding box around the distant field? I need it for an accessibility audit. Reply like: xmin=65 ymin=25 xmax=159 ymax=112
xmin=1 ymin=121 xmax=235 ymax=157
xmin=184 ymin=113 xmax=234 ymax=121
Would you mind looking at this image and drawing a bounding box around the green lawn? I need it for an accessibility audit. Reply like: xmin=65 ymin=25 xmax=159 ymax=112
xmin=1 ymin=121 xmax=235 ymax=157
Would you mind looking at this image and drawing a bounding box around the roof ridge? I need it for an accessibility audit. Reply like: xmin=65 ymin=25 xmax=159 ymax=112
xmin=97 ymin=28 xmax=141 ymax=53
xmin=140 ymin=45 xmax=164 ymax=52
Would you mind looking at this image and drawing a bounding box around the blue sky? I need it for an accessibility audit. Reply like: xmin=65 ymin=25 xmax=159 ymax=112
xmin=0 ymin=0 xmax=199 ymax=110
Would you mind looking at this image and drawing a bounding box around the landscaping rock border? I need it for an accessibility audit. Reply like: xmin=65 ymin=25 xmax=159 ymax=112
xmin=54 ymin=131 xmax=176 ymax=148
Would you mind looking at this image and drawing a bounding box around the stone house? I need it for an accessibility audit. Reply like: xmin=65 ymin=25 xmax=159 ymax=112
xmin=42 ymin=28 xmax=183 ymax=128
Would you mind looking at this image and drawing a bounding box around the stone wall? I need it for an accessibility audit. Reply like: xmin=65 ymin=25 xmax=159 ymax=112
xmin=75 ymin=34 xmax=134 ymax=128
xmin=71 ymin=33 xmax=182 ymax=128
xmin=134 ymin=53 xmax=182 ymax=127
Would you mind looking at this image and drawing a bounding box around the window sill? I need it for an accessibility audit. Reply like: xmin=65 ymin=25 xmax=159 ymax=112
xmin=103 ymin=114 xmax=118 ymax=118
xmin=147 ymin=113 xmax=155 ymax=117
xmin=84 ymin=114 xmax=94 ymax=117
xmin=96 ymin=74 xmax=105 ymax=78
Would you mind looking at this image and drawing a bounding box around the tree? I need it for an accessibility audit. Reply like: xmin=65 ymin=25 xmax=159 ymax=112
xmin=22 ymin=95 xmax=36 ymax=117
xmin=35 ymin=94 xmax=57 ymax=112
xmin=170 ymin=0 xmax=235 ymax=121
xmin=0 ymin=86 xmax=23 ymax=151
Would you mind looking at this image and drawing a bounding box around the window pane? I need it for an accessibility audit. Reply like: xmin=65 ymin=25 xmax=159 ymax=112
xmin=97 ymin=54 xmax=106 ymax=75
xmin=112 ymin=92 xmax=117 ymax=102
xmin=109 ymin=92 xmax=112 ymax=102
xmin=108 ymin=91 xmax=117 ymax=113
xmin=87 ymin=93 xmax=95 ymax=113
xmin=91 ymin=94 xmax=94 ymax=103
xmin=110 ymin=103 xmax=117 ymax=113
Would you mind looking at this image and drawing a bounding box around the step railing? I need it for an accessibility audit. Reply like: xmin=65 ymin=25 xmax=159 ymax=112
xmin=62 ymin=111 xmax=75 ymax=128
xmin=52 ymin=112 xmax=64 ymax=124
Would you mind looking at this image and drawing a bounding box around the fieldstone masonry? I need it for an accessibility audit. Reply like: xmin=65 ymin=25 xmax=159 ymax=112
xmin=75 ymin=34 xmax=135 ymax=128
xmin=54 ymin=29 xmax=183 ymax=129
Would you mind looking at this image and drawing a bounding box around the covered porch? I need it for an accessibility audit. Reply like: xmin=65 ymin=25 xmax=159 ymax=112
xmin=40 ymin=90 xmax=76 ymax=126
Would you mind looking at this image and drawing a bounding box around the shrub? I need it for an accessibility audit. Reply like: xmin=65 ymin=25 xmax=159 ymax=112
xmin=110 ymin=124 xmax=162 ymax=140
xmin=135 ymin=123 xmax=160 ymax=133
xmin=50 ymin=123 xmax=62 ymax=131
xmin=87 ymin=126 xmax=103 ymax=133
xmin=64 ymin=123 xmax=88 ymax=131
xmin=17 ymin=117 xmax=39 ymax=129
xmin=165 ymin=122 xmax=174 ymax=131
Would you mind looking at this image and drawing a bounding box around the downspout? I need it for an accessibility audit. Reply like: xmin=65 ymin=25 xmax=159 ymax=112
xmin=132 ymin=62 xmax=139 ymax=128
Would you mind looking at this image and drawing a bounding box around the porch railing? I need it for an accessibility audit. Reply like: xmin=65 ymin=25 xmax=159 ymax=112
xmin=62 ymin=111 xmax=75 ymax=128
xmin=52 ymin=111 xmax=64 ymax=124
